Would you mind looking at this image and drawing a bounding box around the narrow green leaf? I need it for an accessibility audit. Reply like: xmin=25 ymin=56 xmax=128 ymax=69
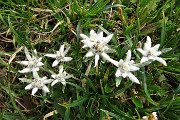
xmin=132 ymin=97 xmax=143 ymax=108
xmin=160 ymin=11 xmax=167 ymax=48
xmin=100 ymin=109 xmax=121 ymax=119
xmin=64 ymin=107 xmax=70 ymax=120
xmin=86 ymin=0 xmax=110 ymax=16
xmin=66 ymin=82 xmax=85 ymax=92
xmin=110 ymin=82 xmax=132 ymax=97
xmin=141 ymin=70 xmax=158 ymax=106
xmin=67 ymin=95 xmax=88 ymax=108
xmin=107 ymin=101 xmax=135 ymax=120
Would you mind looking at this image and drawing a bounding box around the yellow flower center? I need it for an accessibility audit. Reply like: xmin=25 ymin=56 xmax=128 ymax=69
xmin=33 ymin=79 xmax=43 ymax=88
xmin=94 ymin=42 xmax=103 ymax=52
xmin=90 ymin=36 xmax=95 ymax=42
xmin=56 ymin=52 xmax=63 ymax=60
xmin=122 ymin=63 xmax=129 ymax=71
xmin=149 ymin=49 xmax=156 ymax=56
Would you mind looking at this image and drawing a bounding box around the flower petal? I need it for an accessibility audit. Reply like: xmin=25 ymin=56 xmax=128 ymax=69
xmin=94 ymin=54 xmax=100 ymax=67
xmin=19 ymin=68 xmax=31 ymax=73
xmin=60 ymin=78 xmax=66 ymax=85
xmin=59 ymin=45 xmax=65 ymax=55
xmin=32 ymin=67 xmax=39 ymax=72
xmin=98 ymin=31 xmax=103 ymax=38
xmin=24 ymin=47 xmax=32 ymax=60
xmin=64 ymin=74 xmax=72 ymax=79
xmin=61 ymin=57 xmax=72 ymax=62
xmin=90 ymin=30 xmax=96 ymax=37
xmin=152 ymin=44 xmax=160 ymax=51
xmin=45 ymin=54 xmax=57 ymax=58
xmin=101 ymin=52 xmax=119 ymax=67
xmin=115 ymin=69 xmax=121 ymax=77
xmin=122 ymin=72 xmax=127 ymax=78
xmin=154 ymin=57 xmax=167 ymax=66
xmin=33 ymin=71 xmax=39 ymax=79
xmin=51 ymin=74 xmax=56 ymax=79
xmin=82 ymin=40 xmax=94 ymax=48
xmin=31 ymin=87 xmax=38 ymax=96
xmin=115 ymin=77 xmax=122 ymax=87
xmin=37 ymin=62 xmax=44 ymax=67
xmin=80 ymin=34 xmax=88 ymax=40
xmin=41 ymin=76 xmax=47 ymax=81
xmin=25 ymin=83 xmax=33 ymax=90
xmin=102 ymin=34 xmax=113 ymax=45
xmin=85 ymin=51 xmax=94 ymax=57
xmin=38 ymin=57 xmax=42 ymax=62
xmin=129 ymin=65 xmax=140 ymax=71
xmin=127 ymin=72 xmax=140 ymax=84
xmin=125 ymin=50 xmax=131 ymax=62
xmin=137 ymin=48 xmax=146 ymax=56
xmin=52 ymin=60 xmax=59 ymax=67
xmin=140 ymin=57 xmax=148 ymax=63
xmin=18 ymin=61 xmax=29 ymax=66
xmin=42 ymin=86 xmax=50 ymax=93
xmin=63 ymin=46 xmax=70 ymax=56
xmin=44 ymin=79 xmax=53 ymax=84
xmin=51 ymin=79 xmax=59 ymax=86
xmin=59 ymin=65 xmax=64 ymax=73
xmin=152 ymin=51 xmax=162 ymax=56
xmin=144 ymin=36 xmax=152 ymax=50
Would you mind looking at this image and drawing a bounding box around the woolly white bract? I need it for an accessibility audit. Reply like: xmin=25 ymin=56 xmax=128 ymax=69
xmin=51 ymin=65 xmax=72 ymax=86
xmin=20 ymin=71 xmax=52 ymax=96
xmin=45 ymin=44 xmax=72 ymax=67
xmin=137 ymin=36 xmax=167 ymax=66
xmin=80 ymin=30 xmax=114 ymax=67
xmin=17 ymin=47 xmax=44 ymax=73
xmin=111 ymin=50 xmax=140 ymax=85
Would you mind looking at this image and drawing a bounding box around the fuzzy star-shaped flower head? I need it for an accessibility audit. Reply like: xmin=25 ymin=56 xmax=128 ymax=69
xmin=45 ymin=45 xmax=72 ymax=67
xmin=112 ymin=50 xmax=140 ymax=85
xmin=17 ymin=47 xmax=44 ymax=73
xmin=21 ymin=71 xmax=52 ymax=96
xmin=142 ymin=112 xmax=158 ymax=120
xmin=80 ymin=30 xmax=114 ymax=67
xmin=137 ymin=36 xmax=167 ymax=66
xmin=80 ymin=30 xmax=102 ymax=48
xmin=51 ymin=65 xmax=72 ymax=86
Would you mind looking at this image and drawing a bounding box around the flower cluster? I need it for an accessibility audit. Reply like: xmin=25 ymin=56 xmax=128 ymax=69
xmin=17 ymin=29 xmax=169 ymax=95
xmin=80 ymin=30 xmax=168 ymax=86
xmin=18 ymin=45 xmax=72 ymax=96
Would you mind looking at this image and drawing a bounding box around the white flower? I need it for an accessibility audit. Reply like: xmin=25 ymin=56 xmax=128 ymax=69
xmin=111 ymin=50 xmax=140 ymax=84
xmin=45 ymin=45 xmax=72 ymax=67
xmin=51 ymin=65 xmax=72 ymax=86
xmin=80 ymin=30 xmax=114 ymax=67
xmin=142 ymin=112 xmax=158 ymax=120
xmin=80 ymin=30 xmax=103 ymax=48
xmin=23 ymin=71 xmax=52 ymax=96
xmin=137 ymin=36 xmax=167 ymax=66
xmin=17 ymin=47 xmax=44 ymax=73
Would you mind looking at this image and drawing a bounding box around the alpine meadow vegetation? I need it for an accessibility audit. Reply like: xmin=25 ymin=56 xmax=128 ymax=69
xmin=0 ymin=0 xmax=180 ymax=120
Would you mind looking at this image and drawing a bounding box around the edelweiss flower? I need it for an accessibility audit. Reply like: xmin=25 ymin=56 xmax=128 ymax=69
xmin=45 ymin=45 xmax=72 ymax=67
xmin=137 ymin=36 xmax=167 ymax=66
xmin=17 ymin=47 xmax=44 ymax=73
xmin=111 ymin=50 xmax=140 ymax=84
xmin=142 ymin=112 xmax=158 ymax=120
xmin=51 ymin=65 xmax=72 ymax=86
xmin=21 ymin=71 xmax=52 ymax=96
xmin=80 ymin=30 xmax=113 ymax=67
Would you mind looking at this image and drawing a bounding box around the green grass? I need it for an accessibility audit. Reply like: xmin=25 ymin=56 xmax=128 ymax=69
xmin=0 ymin=0 xmax=180 ymax=120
